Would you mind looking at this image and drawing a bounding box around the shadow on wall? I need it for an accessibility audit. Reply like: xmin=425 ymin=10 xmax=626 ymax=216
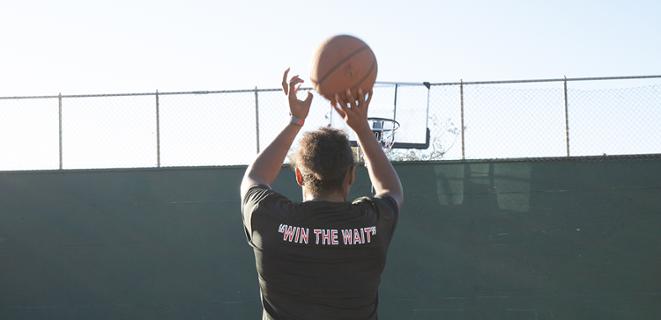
xmin=380 ymin=159 xmax=661 ymax=319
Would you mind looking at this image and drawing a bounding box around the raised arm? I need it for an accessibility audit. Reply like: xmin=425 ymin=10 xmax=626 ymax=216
xmin=240 ymin=68 xmax=313 ymax=198
xmin=332 ymin=89 xmax=403 ymax=207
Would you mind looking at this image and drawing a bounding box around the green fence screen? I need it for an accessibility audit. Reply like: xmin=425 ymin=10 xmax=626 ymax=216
xmin=1 ymin=156 xmax=660 ymax=319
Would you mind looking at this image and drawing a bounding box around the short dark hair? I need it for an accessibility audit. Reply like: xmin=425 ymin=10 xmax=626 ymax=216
xmin=293 ymin=127 xmax=355 ymax=195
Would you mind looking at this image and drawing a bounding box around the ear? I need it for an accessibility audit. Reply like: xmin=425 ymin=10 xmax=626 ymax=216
xmin=346 ymin=165 xmax=356 ymax=186
xmin=295 ymin=167 xmax=304 ymax=186
xmin=351 ymin=165 xmax=356 ymax=184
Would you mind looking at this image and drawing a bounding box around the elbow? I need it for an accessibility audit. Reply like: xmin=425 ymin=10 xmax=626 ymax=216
xmin=240 ymin=180 xmax=250 ymax=198
xmin=391 ymin=183 xmax=404 ymax=208
xmin=240 ymin=171 xmax=258 ymax=197
xmin=376 ymin=189 xmax=404 ymax=209
xmin=393 ymin=193 xmax=404 ymax=208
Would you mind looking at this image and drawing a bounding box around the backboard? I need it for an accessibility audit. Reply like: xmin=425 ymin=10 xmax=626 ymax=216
xmin=333 ymin=83 xmax=431 ymax=150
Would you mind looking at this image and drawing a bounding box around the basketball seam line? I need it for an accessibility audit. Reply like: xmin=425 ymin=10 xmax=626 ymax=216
xmin=348 ymin=60 xmax=377 ymax=91
xmin=312 ymin=46 xmax=370 ymax=85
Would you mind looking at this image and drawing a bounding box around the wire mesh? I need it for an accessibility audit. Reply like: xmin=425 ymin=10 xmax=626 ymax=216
xmin=0 ymin=76 xmax=660 ymax=170
xmin=0 ymin=98 xmax=59 ymax=170
xmin=61 ymin=95 xmax=156 ymax=169
xmin=461 ymin=82 xmax=567 ymax=159
xmin=159 ymin=92 xmax=256 ymax=166
xmin=389 ymin=84 xmax=462 ymax=161
xmin=256 ymin=89 xmax=335 ymax=164
xmin=568 ymin=82 xmax=661 ymax=156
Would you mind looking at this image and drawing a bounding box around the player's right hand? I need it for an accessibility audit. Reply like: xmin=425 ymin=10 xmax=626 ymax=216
xmin=332 ymin=88 xmax=373 ymax=132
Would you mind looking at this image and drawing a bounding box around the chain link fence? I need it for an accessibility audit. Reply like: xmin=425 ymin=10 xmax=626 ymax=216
xmin=1 ymin=75 xmax=660 ymax=170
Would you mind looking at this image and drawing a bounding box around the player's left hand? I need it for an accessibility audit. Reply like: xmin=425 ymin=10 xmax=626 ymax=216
xmin=282 ymin=68 xmax=313 ymax=120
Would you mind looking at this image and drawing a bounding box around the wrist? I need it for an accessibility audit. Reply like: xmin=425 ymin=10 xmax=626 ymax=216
xmin=290 ymin=115 xmax=305 ymax=126
xmin=353 ymin=122 xmax=372 ymax=135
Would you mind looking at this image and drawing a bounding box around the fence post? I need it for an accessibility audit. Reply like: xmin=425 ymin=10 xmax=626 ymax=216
xmin=460 ymin=80 xmax=465 ymax=160
xmin=155 ymin=90 xmax=161 ymax=167
xmin=255 ymin=86 xmax=260 ymax=154
xmin=563 ymin=76 xmax=571 ymax=157
xmin=58 ymin=93 xmax=63 ymax=169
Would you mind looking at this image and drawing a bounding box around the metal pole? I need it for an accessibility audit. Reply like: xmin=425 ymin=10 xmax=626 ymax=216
xmin=563 ymin=76 xmax=570 ymax=157
xmin=393 ymin=83 xmax=399 ymax=120
xmin=255 ymin=86 xmax=260 ymax=154
xmin=155 ymin=90 xmax=161 ymax=167
xmin=424 ymin=82 xmax=431 ymax=130
xmin=58 ymin=93 xmax=63 ymax=169
xmin=460 ymin=80 xmax=465 ymax=160
xmin=392 ymin=84 xmax=399 ymax=143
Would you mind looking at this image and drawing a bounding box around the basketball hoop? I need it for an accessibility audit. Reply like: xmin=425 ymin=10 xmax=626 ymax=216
xmin=368 ymin=117 xmax=400 ymax=152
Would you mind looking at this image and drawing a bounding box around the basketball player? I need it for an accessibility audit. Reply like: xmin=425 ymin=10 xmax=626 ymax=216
xmin=240 ymin=69 xmax=403 ymax=320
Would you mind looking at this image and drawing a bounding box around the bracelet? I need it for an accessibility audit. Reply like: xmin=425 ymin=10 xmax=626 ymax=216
xmin=290 ymin=115 xmax=305 ymax=126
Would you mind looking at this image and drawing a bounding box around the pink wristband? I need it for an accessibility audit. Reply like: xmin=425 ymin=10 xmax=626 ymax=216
xmin=290 ymin=116 xmax=304 ymax=126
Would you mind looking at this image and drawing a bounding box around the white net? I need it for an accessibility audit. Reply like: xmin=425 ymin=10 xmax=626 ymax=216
xmin=369 ymin=117 xmax=399 ymax=151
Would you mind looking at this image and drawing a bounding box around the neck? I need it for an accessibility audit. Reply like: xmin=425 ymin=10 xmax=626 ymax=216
xmin=303 ymin=189 xmax=346 ymax=202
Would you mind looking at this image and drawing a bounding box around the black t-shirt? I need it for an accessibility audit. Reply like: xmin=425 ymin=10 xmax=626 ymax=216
xmin=241 ymin=185 xmax=399 ymax=320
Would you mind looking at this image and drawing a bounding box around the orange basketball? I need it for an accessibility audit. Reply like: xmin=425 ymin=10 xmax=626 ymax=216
xmin=310 ymin=35 xmax=378 ymax=102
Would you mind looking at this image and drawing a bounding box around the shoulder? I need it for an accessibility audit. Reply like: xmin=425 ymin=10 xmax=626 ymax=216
xmin=241 ymin=184 xmax=291 ymax=211
xmin=241 ymin=184 xmax=294 ymax=234
xmin=352 ymin=195 xmax=399 ymax=222
xmin=242 ymin=184 xmax=277 ymax=203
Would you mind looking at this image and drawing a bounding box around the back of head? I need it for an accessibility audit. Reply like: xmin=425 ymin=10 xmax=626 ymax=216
xmin=293 ymin=127 xmax=355 ymax=196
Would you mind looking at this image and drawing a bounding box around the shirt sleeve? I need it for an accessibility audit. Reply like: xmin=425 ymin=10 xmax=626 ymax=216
xmin=374 ymin=195 xmax=399 ymax=217
xmin=373 ymin=195 xmax=399 ymax=232
xmin=352 ymin=195 xmax=399 ymax=235
xmin=241 ymin=185 xmax=292 ymax=242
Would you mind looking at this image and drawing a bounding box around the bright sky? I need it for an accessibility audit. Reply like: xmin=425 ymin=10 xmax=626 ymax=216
xmin=2 ymin=0 xmax=660 ymax=96
xmin=1 ymin=0 xmax=660 ymax=170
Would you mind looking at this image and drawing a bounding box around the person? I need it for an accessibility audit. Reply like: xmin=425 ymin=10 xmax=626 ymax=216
xmin=240 ymin=68 xmax=403 ymax=320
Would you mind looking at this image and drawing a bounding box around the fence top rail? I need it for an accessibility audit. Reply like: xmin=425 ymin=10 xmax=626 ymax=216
xmin=429 ymin=74 xmax=661 ymax=86
xmin=1 ymin=74 xmax=660 ymax=100
xmin=0 ymin=88 xmax=284 ymax=100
